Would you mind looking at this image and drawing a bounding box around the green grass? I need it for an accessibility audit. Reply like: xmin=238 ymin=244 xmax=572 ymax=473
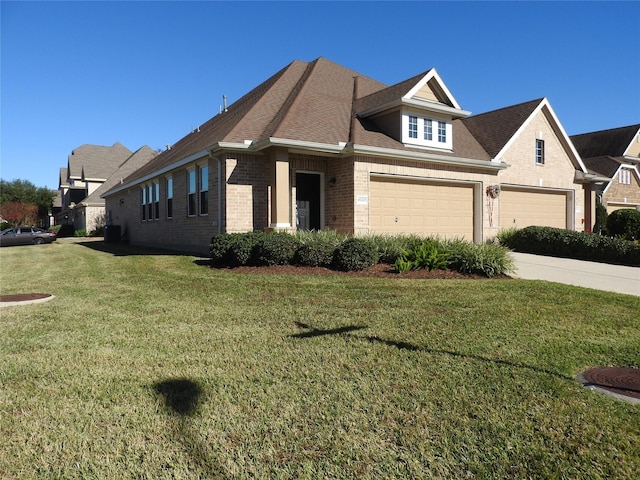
xmin=1 ymin=238 xmax=639 ymax=479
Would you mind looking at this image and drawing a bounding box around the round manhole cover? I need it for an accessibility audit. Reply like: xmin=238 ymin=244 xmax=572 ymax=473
xmin=0 ymin=293 xmax=54 ymax=307
xmin=578 ymin=367 xmax=640 ymax=404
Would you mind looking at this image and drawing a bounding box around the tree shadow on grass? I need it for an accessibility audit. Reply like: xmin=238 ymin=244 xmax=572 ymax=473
xmin=291 ymin=322 xmax=572 ymax=381
xmin=153 ymin=378 xmax=225 ymax=477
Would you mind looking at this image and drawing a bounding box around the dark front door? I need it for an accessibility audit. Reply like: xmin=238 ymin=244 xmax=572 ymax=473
xmin=296 ymin=173 xmax=321 ymax=230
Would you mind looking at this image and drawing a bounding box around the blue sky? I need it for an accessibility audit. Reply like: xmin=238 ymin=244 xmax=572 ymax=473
xmin=1 ymin=1 xmax=639 ymax=191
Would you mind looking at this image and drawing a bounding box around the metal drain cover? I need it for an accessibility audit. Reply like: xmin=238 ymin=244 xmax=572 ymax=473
xmin=578 ymin=367 xmax=640 ymax=404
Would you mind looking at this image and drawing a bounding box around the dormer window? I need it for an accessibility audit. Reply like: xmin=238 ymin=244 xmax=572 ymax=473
xmin=402 ymin=112 xmax=452 ymax=150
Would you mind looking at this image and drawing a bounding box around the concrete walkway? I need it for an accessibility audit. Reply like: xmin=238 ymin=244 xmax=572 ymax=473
xmin=511 ymin=252 xmax=640 ymax=297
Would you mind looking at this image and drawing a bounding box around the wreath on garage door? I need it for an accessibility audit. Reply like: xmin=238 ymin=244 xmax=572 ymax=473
xmin=485 ymin=185 xmax=501 ymax=227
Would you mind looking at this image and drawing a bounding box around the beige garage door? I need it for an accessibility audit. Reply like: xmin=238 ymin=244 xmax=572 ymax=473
xmin=369 ymin=177 xmax=474 ymax=239
xmin=500 ymin=188 xmax=567 ymax=229
xmin=607 ymin=204 xmax=638 ymax=214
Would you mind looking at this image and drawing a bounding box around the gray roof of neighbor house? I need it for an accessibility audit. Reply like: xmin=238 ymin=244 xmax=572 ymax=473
xmin=571 ymin=124 xmax=640 ymax=159
xmin=67 ymin=142 xmax=133 ymax=181
xmin=108 ymin=58 xmax=567 ymax=192
xmin=581 ymin=156 xmax=625 ymax=178
xmin=85 ymin=146 xmax=157 ymax=204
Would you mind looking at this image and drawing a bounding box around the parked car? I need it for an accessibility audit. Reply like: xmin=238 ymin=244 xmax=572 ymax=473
xmin=0 ymin=227 xmax=57 ymax=246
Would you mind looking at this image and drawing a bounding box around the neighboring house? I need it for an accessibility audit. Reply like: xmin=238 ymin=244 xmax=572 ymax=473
xmin=571 ymin=124 xmax=640 ymax=214
xmin=56 ymin=143 xmax=156 ymax=233
xmin=103 ymin=57 xmax=598 ymax=255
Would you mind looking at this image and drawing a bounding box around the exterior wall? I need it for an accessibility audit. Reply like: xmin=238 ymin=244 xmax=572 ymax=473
xmin=494 ymin=111 xmax=585 ymax=233
xmin=603 ymin=169 xmax=640 ymax=211
xmin=625 ymin=132 xmax=640 ymax=156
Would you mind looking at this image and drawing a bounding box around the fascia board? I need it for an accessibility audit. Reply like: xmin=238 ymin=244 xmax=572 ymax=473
xmin=252 ymin=137 xmax=345 ymax=155
xmin=349 ymin=144 xmax=507 ymax=171
xmin=402 ymin=98 xmax=471 ymax=118
xmin=493 ymin=99 xmax=588 ymax=173
xmin=102 ymin=149 xmax=211 ymax=198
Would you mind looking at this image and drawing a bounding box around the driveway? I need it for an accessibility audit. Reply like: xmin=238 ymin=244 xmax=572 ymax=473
xmin=511 ymin=252 xmax=640 ymax=297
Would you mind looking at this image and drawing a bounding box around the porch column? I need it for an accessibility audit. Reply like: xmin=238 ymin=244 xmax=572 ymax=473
xmin=270 ymin=149 xmax=291 ymax=229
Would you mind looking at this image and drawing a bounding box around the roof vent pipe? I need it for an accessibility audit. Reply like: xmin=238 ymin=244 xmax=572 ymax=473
xmin=223 ymin=95 xmax=227 ymax=112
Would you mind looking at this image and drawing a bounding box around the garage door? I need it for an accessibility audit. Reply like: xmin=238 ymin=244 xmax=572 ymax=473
xmin=500 ymin=188 xmax=567 ymax=229
xmin=607 ymin=204 xmax=638 ymax=214
xmin=369 ymin=177 xmax=474 ymax=239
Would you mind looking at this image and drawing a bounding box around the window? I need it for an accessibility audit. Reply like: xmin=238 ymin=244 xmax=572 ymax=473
xmin=187 ymin=169 xmax=196 ymax=216
xmin=438 ymin=121 xmax=446 ymax=143
xmin=141 ymin=188 xmax=147 ymax=221
xmin=154 ymin=182 xmax=160 ymax=220
xmin=166 ymin=176 xmax=173 ymax=218
xmin=535 ymin=139 xmax=545 ymax=165
xmin=147 ymin=185 xmax=153 ymax=220
xmin=619 ymin=169 xmax=631 ymax=185
xmin=424 ymin=119 xmax=433 ymax=141
xmin=408 ymin=116 xmax=418 ymax=139
xmin=199 ymin=166 xmax=209 ymax=215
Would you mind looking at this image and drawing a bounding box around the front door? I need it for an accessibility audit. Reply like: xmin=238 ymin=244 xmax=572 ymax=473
xmin=296 ymin=173 xmax=321 ymax=230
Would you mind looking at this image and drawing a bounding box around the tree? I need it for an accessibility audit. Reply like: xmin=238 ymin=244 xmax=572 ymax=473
xmin=0 ymin=179 xmax=56 ymax=225
xmin=0 ymin=201 xmax=38 ymax=226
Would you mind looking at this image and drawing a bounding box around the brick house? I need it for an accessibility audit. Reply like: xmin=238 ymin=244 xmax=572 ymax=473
xmin=57 ymin=143 xmax=156 ymax=233
xmin=571 ymin=124 xmax=640 ymax=214
xmin=103 ymin=58 xmax=598 ymax=255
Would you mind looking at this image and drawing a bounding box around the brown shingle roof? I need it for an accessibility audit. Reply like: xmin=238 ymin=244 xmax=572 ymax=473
xmin=570 ymin=124 xmax=640 ymax=158
xmin=461 ymin=98 xmax=543 ymax=158
xmin=581 ymin=155 xmax=624 ymax=178
xmin=67 ymin=142 xmax=132 ymax=180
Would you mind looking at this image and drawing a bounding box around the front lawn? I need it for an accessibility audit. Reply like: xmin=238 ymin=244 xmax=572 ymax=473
xmin=1 ymin=239 xmax=639 ymax=479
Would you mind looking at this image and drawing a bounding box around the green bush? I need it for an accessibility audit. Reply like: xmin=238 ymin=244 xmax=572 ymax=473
xmin=366 ymin=234 xmax=424 ymax=264
xmin=593 ymin=198 xmax=608 ymax=235
xmin=446 ymin=240 xmax=515 ymax=277
xmin=394 ymin=239 xmax=451 ymax=273
xmin=49 ymin=225 xmax=62 ymax=235
xmin=499 ymin=226 xmax=640 ymax=266
xmin=257 ymin=232 xmax=300 ymax=266
xmin=333 ymin=237 xmax=378 ymax=271
xmin=209 ymin=232 xmax=266 ymax=267
xmin=606 ymin=209 xmax=640 ymax=240
xmin=74 ymin=229 xmax=87 ymax=237
xmin=90 ymin=226 xmax=105 ymax=237
xmin=294 ymin=230 xmax=345 ymax=267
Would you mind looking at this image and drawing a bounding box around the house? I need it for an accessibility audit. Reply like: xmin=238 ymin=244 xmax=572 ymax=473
xmin=103 ymin=57 xmax=598 ymax=255
xmin=57 ymin=143 xmax=156 ymax=233
xmin=571 ymin=124 xmax=640 ymax=214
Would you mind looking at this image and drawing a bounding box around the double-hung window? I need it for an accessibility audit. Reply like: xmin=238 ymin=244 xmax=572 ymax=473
xmin=535 ymin=139 xmax=545 ymax=165
xmin=199 ymin=166 xmax=209 ymax=215
xmin=437 ymin=121 xmax=447 ymax=143
xmin=154 ymin=182 xmax=160 ymax=220
xmin=187 ymin=169 xmax=197 ymax=216
xmin=424 ymin=119 xmax=433 ymax=141
xmin=166 ymin=176 xmax=173 ymax=218
xmin=408 ymin=116 xmax=418 ymax=139
xmin=141 ymin=187 xmax=147 ymax=221
xmin=147 ymin=185 xmax=154 ymax=220
xmin=619 ymin=169 xmax=631 ymax=185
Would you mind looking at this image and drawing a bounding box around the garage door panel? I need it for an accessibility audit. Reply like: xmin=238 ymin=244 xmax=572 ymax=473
xmin=500 ymin=189 xmax=566 ymax=229
xmin=370 ymin=177 xmax=474 ymax=239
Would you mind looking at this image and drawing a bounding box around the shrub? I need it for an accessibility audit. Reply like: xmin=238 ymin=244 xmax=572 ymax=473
xmin=333 ymin=237 xmax=378 ymax=271
xmin=209 ymin=232 xmax=266 ymax=267
xmin=257 ymin=232 xmax=300 ymax=266
xmin=74 ymin=229 xmax=87 ymax=237
xmin=294 ymin=230 xmax=345 ymax=267
xmin=90 ymin=226 xmax=105 ymax=237
xmin=496 ymin=227 xmax=518 ymax=248
xmin=446 ymin=240 xmax=515 ymax=277
xmin=394 ymin=239 xmax=451 ymax=273
xmin=366 ymin=234 xmax=424 ymax=264
xmin=499 ymin=226 xmax=640 ymax=267
xmin=606 ymin=209 xmax=640 ymax=241
xmin=593 ymin=199 xmax=608 ymax=235
xmin=49 ymin=225 xmax=62 ymax=235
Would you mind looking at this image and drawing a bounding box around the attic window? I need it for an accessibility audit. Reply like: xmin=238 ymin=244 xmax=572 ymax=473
xmin=402 ymin=112 xmax=452 ymax=150
xmin=619 ymin=169 xmax=631 ymax=185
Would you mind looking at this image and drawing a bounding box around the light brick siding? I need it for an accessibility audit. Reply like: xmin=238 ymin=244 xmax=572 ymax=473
xmin=604 ymin=171 xmax=640 ymax=209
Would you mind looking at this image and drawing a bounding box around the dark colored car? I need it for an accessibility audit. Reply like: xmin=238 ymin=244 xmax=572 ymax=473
xmin=0 ymin=227 xmax=57 ymax=246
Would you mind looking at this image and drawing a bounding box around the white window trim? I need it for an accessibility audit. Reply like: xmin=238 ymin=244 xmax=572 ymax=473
xmin=402 ymin=110 xmax=452 ymax=150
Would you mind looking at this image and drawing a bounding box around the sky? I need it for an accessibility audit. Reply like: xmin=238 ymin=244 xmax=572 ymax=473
xmin=1 ymin=1 xmax=639 ymax=191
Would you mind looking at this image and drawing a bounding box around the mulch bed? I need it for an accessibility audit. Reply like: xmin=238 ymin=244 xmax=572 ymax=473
xmin=0 ymin=293 xmax=53 ymax=303
xmin=212 ymin=262 xmax=511 ymax=280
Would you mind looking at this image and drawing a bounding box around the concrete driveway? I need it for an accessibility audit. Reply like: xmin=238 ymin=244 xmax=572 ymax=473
xmin=511 ymin=252 xmax=640 ymax=297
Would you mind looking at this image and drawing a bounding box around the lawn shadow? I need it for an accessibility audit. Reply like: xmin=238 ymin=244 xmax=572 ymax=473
xmin=78 ymin=240 xmax=208 ymax=258
xmin=291 ymin=322 xmax=571 ymax=381
xmin=153 ymin=378 xmax=225 ymax=477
